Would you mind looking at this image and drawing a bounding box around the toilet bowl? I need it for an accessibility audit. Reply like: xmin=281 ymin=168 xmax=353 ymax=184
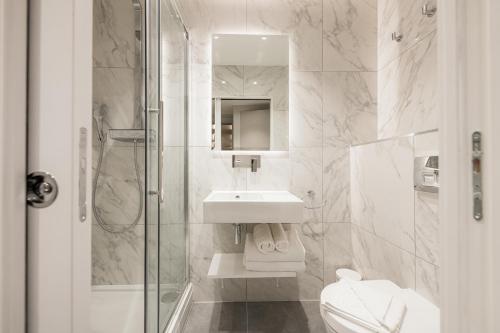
xmin=320 ymin=280 xmax=440 ymax=333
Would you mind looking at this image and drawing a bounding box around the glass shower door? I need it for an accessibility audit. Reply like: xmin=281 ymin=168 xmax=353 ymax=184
xmin=145 ymin=0 xmax=188 ymax=332
xmin=157 ymin=0 xmax=188 ymax=329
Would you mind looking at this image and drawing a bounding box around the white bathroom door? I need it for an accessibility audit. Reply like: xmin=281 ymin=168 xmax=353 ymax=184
xmin=27 ymin=1 xmax=92 ymax=333
xmin=0 ymin=1 xmax=28 ymax=332
xmin=440 ymin=0 xmax=500 ymax=332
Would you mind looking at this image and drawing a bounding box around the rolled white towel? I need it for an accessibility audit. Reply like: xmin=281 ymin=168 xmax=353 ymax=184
xmin=270 ymin=223 xmax=289 ymax=253
xmin=253 ymin=224 xmax=275 ymax=253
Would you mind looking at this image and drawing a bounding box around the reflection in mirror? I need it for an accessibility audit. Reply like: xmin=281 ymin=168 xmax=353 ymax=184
xmin=212 ymin=98 xmax=271 ymax=150
xmin=211 ymin=34 xmax=289 ymax=151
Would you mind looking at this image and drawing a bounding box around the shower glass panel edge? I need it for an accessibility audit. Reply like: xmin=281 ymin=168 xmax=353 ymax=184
xmin=145 ymin=0 xmax=160 ymax=332
xmin=158 ymin=0 xmax=189 ymax=331
xmin=145 ymin=0 xmax=189 ymax=332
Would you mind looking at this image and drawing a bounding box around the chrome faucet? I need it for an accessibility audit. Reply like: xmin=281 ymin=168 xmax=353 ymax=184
xmin=232 ymin=155 xmax=261 ymax=173
xmin=251 ymin=157 xmax=258 ymax=172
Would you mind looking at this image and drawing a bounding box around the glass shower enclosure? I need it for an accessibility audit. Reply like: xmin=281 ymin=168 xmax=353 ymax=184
xmin=145 ymin=0 xmax=188 ymax=332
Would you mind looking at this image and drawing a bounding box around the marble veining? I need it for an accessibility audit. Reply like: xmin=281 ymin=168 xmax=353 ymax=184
xmin=378 ymin=32 xmax=438 ymax=139
xmin=213 ymin=65 xmax=244 ymax=97
xmin=246 ymin=0 xmax=323 ymax=71
xmin=324 ymin=223 xmax=353 ymax=284
xmin=350 ymin=132 xmax=440 ymax=302
xmin=323 ymin=71 xmax=377 ymax=147
xmin=93 ymin=68 xmax=136 ymax=137
xmin=378 ymin=0 xmax=437 ymax=70
xmin=351 ymin=225 xmax=416 ymax=289
xmin=290 ymin=72 xmax=323 ymax=148
xmin=323 ymin=0 xmax=378 ymax=71
xmin=92 ymin=225 xmax=145 ymax=285
xmin=351 ymin=136 xmax=415 ymax=253
xmin=244 ymin=66 xmax=289 ymax=111
xmin=416 ymin=257 xmax=440 ymax=305
xmin=323 ymin=147 xmax=350 ymax=223
xmin=415 ymin=191 xmax=439 ymax=265
xmin=92 ymin=145 xmax=145 ymax=226
xmin=93 ymin=0 xmax=135 ymax=68
xmin=189 ymin=223 xmax=246 ymax=301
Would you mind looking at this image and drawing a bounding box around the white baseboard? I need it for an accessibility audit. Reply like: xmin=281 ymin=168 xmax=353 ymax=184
xmin=164 ymin=283 xmax=193 ymax=333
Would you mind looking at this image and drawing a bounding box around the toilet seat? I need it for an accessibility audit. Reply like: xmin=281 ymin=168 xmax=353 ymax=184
xmin=320 ymin=280 xmax=440 ymax=333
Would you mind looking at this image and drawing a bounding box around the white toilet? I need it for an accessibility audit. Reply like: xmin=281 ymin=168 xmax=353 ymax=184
xmin=320 ymin=270 xmax=440 ymax=333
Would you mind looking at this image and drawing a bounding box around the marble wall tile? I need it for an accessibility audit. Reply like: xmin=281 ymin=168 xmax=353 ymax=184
xmin=416 ymin=258 xmax=440 ymax=305
xmin=414 ymin=131 xmax=439 ymax=265
xmin=189 ymin=97 xmax=211 ymax=148
xmin=92 ymin=224 xmax=145 ymax=285
xmin=244 ymin=66 xmax=289 ymax=111
xmin=178 ymin=0 xmax=247 ymax=65
xmin=93 ymin=0 xmax=135 ymax=68
xmin=162 ymin=97 xmax=187 ymax=148
xmin=378 ymin=32 xmax=438 ymax=139
xmin=160 ymin=147 xmax=186 ymax=225
xmin=190 ymin=223 xmax=246 ymax=301
xmin=323 ymin=72 xmax=377 ymax=147
xmin=161 ymin=65 xmax=187 ymax=147
xmin=324 ymin=223 xmax=353 ymax=285
xmin=323 ymin=0 xmax=377 ymax=71
xmin=378 ymin=0 xmax=437 ymax=70
xmin=247 ymin=223 xmax=324 ymax=301
xmin=415 ymin=191 xmax=439 ymax=266
xmin=350 ymin=137 xmax=415 ymax=253
xmin=160 ymin=223 xmax=187 ymax=285
xmin=290 ymin=148 xmax=323 ymax=207
xmin=188 ymin=148 xmax=211 ymax=224
xmin=323 ymin=147 xmax=350 ymax=223
xmin=188 ymin=148 xmax=247 ymax=223
xmin=189 ymin=64 xmax=212 ymax=147
xmin=414 ymin=130 xmax=439 ymax=156
xmin=246 ymin=153 xmax=291 ymax=191
xmin=93 ymin=68 xmax=135 ymax=136
xmin=246 ymin=0 xmax=323 ymax=71
xmin=92 ymin=145 xmax=145 ymax=226
xmin=351 ymin=225 xmax=416 ymax=288
xmin=213 ymin=65 xmax=244 ymax=97
xmin=272 ymin=110 xmax=290 ymax=151
xmin=290 ymin=72 xmax=323 ymax=148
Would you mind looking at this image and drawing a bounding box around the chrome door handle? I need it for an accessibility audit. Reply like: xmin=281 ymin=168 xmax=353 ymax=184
xmin=27 ymin=171 xmax=58 ymax=208
xmin=159 ymin=101 xmax=164 ymax=203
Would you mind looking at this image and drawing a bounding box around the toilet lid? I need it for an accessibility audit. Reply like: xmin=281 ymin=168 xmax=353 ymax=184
xmin=320 ymin=280 xmax=440 ymax=333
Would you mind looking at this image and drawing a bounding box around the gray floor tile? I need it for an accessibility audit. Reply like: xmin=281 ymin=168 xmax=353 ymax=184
xmin=247 ymin=301 xmax=327 ymax=333
xmin=183 ymin=302 xmax=247 ymax=333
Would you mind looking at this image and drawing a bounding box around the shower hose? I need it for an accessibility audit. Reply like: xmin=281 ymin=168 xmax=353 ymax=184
xmin=92 ymin=136 xmax=143 ymax=234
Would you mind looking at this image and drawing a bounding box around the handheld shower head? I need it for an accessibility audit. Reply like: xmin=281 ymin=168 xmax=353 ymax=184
xmin=93 ymin=105 xmax=108 ymax=143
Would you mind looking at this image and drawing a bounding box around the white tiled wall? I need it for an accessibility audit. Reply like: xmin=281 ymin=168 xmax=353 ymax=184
xmin=351 ymin=131 xmax=440 ymax=305
xmin=348 ymin=0 xmax=439 ymax=306
xmin=179 ymin=0 xmax=439 ymax=305
xmin=179 ymin=0 xmax=377 ymax=302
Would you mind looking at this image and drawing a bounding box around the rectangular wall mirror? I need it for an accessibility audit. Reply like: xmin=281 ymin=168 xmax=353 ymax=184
xmin=211 ymin=34 xmax=289 ymax=151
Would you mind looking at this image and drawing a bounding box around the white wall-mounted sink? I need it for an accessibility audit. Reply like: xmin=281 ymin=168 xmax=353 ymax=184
xmin=203 ymin=190 xmax=304 ymax=224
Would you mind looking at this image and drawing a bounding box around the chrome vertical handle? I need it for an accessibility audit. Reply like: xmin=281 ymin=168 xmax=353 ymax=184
xmin=159 ymin=101 xmax=164 ymax=203
xmin=79 ymin=127 xmax=88 ymax=221
xmin=472 ymin=131 xmax=483 ymax=221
